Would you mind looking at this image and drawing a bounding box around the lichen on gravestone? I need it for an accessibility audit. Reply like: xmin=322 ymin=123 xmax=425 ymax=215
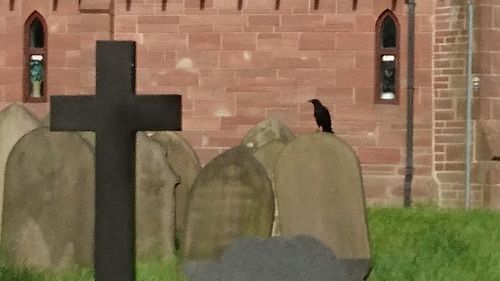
xmin=241 ymin=118 xmax=296 ymax=236
xmin=135 ymin=133 xmax=180 ymax=260
xmin=241 ymin=118 xmax=295 ymax=152
xmin=274 ymin=133 xmax=371 ymax=262
xmin=0 ymin=103 xmax=41 ymax=240
xmin=1 ymin=127 xmax=94 ymax=270
xmin=182 ymin=146 xmax=274 ymax=261
xmin=147 ymin=131 xmax=201 ymax=249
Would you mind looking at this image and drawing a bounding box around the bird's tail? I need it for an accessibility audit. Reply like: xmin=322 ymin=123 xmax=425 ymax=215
xmin=322 ymin=126 xmax=334 ymax=134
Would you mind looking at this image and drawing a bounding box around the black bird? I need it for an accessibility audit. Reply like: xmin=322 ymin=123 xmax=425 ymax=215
xmin=308 ymin=99 xmax=333 ymax=133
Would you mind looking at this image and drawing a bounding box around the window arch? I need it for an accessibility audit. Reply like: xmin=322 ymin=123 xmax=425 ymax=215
xmin=24 ymin=11 xmax=47 ymax=102
xmin=375 ymin=10 xmax=399 ymax=104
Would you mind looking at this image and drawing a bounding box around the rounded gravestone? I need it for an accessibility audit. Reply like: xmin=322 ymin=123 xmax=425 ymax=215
xmin=148 ymin=131 xmax=201 ymax=246
xmin=182 ymin=146 xmax=274 ymax=261
xmin=136 ymin=133 xmax=180 ymax=260
xmin=241 ymin=118 xmax=295 ymax=236
xmin=0 ymin=104 xmax=41 ymax=239
xmin=274 ymin=133 xmax=371 ymax=261
xmin=241 ymin=118 xmax=295 ymax=152
xmin=1 ymin=127 xmax=94 ymax=270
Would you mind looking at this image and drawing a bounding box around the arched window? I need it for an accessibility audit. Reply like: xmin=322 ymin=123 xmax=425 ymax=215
xmin=24 ymin=11 xmax=47 ymax=102
xmin=375 ymin=10 xmax=399 ymax=104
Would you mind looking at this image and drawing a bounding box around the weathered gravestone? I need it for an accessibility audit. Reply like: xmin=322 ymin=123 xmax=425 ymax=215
xmin=50 ymin=41 xmax=181 ymax=281
xmin=0 ymin=127 xmax=94 ymax=269
xmin=241 ymin=118 xmax=295 ymax=153
xmin=184 ymin=235 xmax=366 ymax=281
xmin=274 ymin=133 xmax=371 ymax=277
xmin=0 ymin=103 xmax=41 ymax=239
xmin=148 ymin=131 xmax=201 ymax=246
xmin=135 ymin=133 xmax=179 ymax=260
xmin=241 ymin=118 xmax=295 ymax=236
xmin=182 ymin=146 xmax=274 ymax=261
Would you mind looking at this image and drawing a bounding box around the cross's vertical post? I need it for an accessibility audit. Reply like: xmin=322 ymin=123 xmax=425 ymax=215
xmin=50 ymin=41 xmax=181 ymax=281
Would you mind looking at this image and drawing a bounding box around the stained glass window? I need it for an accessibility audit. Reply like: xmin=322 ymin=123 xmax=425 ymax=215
xmin=376 ymin=11 xmax=399 ymax=104
xmin=25 ymin=12 xmax=47 ymax=102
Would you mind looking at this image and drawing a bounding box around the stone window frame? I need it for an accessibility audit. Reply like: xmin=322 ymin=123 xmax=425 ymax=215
xmin=375 ymin=9 xmax=400 ymax=105
xmin=24 ymin=11 xmax=48 ymax=103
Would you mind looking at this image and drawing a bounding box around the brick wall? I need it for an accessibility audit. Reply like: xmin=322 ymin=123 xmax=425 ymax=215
xmin=433 ymin=0 xmax=470 ymax=207
xmin=1 ymin=0 xmax=437 ymax=206
xmin=0 ymin=0 xmax=81 ymax=117
xmin=474 ymin=1 xmax=500 ymax=208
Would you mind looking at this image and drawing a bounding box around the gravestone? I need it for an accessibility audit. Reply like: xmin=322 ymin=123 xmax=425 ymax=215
xmin=182 ymin=146 xmax=274 ymax=261
xmin=0 ymin=103 xmax=41 ymax=239
xmin=184 ymin=235 xmax=369 ymax=281
xmin=241 ymin=118 xmax=295 ymax=152
xmin=0 ymin=127 xmax=94 ymax=269
xmin=135 ymin=133 xmax=179 ymax=260
xmin=148 ymin=131 xmax=201 ymax=245
xmin=241 ymin=118 xmax=295 ymax=236
xmin=274 ymin=133 xmax=371 ymax=267
xmin=50 ymin=41 xmax=182 ymax=281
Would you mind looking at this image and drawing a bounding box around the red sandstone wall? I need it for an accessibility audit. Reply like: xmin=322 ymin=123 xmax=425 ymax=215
xmin=474 ymin=1 xmax=500 ymax=208
xmin=112 ymin=0 xmax=436 ymax=205
xmin=0 ymin=0 xmax=436 ymax=206
xmin=0 ymin=0 xmax=81 ymax=117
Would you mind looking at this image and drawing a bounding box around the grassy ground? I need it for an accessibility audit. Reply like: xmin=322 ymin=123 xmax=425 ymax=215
xmin=366 ymin=207 xmax=500 ymax=281
xmin=1 ymin=207 xmax=499 ymax=281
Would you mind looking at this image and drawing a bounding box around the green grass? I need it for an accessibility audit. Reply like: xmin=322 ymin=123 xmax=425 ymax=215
xmin=366 ymin=207 xmax=500 ymax=281
xmin=1 ymin=207 xmax=499 ymax=281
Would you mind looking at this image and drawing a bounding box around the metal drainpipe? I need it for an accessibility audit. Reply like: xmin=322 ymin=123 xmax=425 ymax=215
xmin=404 ymin=0 xmax=416 ymax=208
xmin=464 ymin=0 xmax=475 ymax=209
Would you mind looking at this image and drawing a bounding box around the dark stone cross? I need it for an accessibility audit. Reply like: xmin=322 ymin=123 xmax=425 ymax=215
xmin=50 ymin=41 xmax=181 ymax=281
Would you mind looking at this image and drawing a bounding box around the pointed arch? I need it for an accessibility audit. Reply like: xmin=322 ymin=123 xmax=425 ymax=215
xmin=375 ymin=10 xmax=400 ymax=104
xmin=24 ymin=11 xmax=48 ymax=102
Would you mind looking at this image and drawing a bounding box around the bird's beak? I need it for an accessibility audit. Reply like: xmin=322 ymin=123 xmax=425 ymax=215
xmin=307 ymin=99 xmax=312 ymax=103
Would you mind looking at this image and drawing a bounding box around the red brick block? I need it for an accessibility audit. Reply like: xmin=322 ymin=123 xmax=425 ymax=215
xmin=80 ymin=14 xmax=110 ymax=33
xmin=137 ymin=50 xmax=175 ymax=68
xmin=248 ymin=15 xmax=279 ymax=26
xmin=237 ymin=69 xmax=277 ymax=79
xmin=153 ymin=70 xmax=199 ymax=86
xmin=177 ymin=51 xmax=219 ymax=68
xmin=222 ymin=33 xmax=257 ymax=50
xmin=199 ymin=69 xmax=238 ymax=87
xmin=357 ymin=148 xmax=401 ymax=164
xmin=186 ymin=86 xmax=227 ymax=100
xmin=183 ymin=116 xmax=221 ymax=130
xmin=143 ymin=33 xmax=187 ymax=50
xmin=299 ymin=33 xmax=335 ymax=50
xmin=194 ymin=99 xmax=235 ymax=117
xmin=257 ymin=33 xmax=299 ymax=50
xmin=281 ymin=15 xmax=324 ymax=26
xmin=188 ymin=33 xmax=221 ymax=50
xmin=179 ymin=24 xmax=213 ymax=33
xmin=235 ymin=91 xmax=281 ymax=107
xmin=266 ymin=108 xmax=299 ymax=127
xmin=114 ymin=16 xmax=137 ymax=33
xmin=336 ymin=68 xmax=373 ymax=87
xmin=354 ymin=51 xmax=375 ymax=69
xmin=320 ymin=50 xmax=355 ymax=69
xmin=79 ymin=0 xmax=112 ymax=10
xmin=336 ymin=33 xmax=374 ymax=50
xmin=219 ymin=51 xmax=272 ymax=68
xmin=324 ymin=15 xmax=354 ymax=31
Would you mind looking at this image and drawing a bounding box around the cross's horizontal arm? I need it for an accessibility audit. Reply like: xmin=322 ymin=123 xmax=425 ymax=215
xmin=129 ymin=95 xmax=182 ymax=132
xmin=50 ymin=95 xmax=99 ymax=131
